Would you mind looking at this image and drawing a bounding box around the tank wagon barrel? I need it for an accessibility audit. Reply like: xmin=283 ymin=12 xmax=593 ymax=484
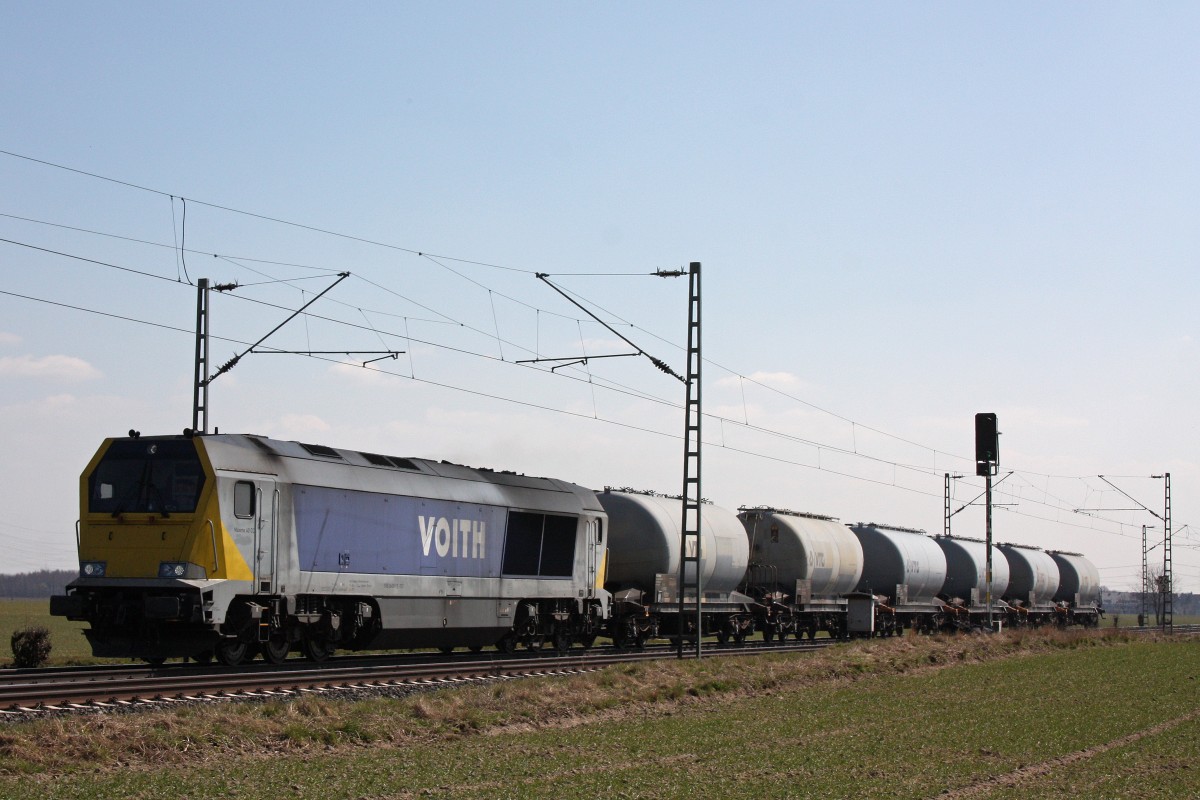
xmin=932 ymin=535 xmax=1011 ymax=629
xmin=848 ymin=523 xmax=948 ymax=635
xmin=1048 ymin=550 xmax=1103 ymax=627
xmin=996 ymin=543 xmax=1060 ymax=627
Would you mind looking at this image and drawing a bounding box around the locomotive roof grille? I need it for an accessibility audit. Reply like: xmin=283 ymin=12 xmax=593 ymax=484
xmin=360 ymin=451 xmax=421 ymax=471
xmin=299 ymin=442 xmax=344 ymax=459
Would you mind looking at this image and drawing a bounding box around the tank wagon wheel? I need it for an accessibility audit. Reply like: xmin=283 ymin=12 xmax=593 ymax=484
xmin=762 ymin=629 xmax=774 ymax=644
xmin=468 ymin=645 xmax=484 ymax=654
xmin=194 ymin=650 xmax=214 ymax=665
xmin=716 ymin=629 xmax=730 ymax=645
xmin=578 ymin=634 xmax=597 ymax=651
xmin=496 ymin=633 xmax=518 ymax=654
xmin=260 ymin=635 xmax=290 ymax=665
xmin=302 ymin=636 xmax=336 ymax=663
xmin=552 ymin=627 xmax=572 ymax=655
xmin=144 ymin=657 xmax=167 ymax=667
xmin=439 ymin=645 xmax=456 ymax=655
xmin=216 ymin=639 xmax=251 ymax=667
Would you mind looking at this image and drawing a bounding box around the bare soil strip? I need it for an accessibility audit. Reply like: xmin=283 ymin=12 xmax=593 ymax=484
xmin=934 ymin=707 xmax=1200 ymax=799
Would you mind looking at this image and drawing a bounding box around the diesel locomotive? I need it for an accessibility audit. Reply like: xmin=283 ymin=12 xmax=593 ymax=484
xmin=51 ymin=432 xmax=609 ymax=665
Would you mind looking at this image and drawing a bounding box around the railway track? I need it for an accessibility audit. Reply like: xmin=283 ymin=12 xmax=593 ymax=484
xmin=0 ymin=640 xmax=829 ymax=715
xmin=5 ymin=625 xmax=1194 ymax=717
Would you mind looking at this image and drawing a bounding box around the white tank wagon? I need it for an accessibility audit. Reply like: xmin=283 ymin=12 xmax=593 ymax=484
xmin=931 ymin=537 xmax=1008 ymax=623
xmin=53 ymin=432 xmax=610 ymax=664
xmin=1048 ymin=550 xmax=1103 ymax=626
xmin=848 ymin=523 xmax=948 ymax=634
xmin=598 ymin=489 xmax=751 ymax=646
xmin=738 ymin=507 xmax=864 ymax=640
xmin=997 ymin=543 xmax=1060 ymax=624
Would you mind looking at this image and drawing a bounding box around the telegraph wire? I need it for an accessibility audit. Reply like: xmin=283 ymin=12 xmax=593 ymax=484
xmin=0 ymin=237 xmax=182 ymax=284
xmin=0 ymin=148 xmax=535 ymax=275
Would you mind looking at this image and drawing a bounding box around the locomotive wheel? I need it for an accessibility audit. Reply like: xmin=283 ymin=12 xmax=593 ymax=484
xmin=144 ymin=657 xmax=167 ymax=667
xmin=302 ymin=636 xmax=335 ymax=663
xmin=612 ymin=626 xmax=629 ymax=650
xmin=439 ymin=645 xmax=455 ymax=655
xmin=762 ymin=628 xmax=774 ymax=644
xmin=496 ymin=633 xmax=517 ymax=654
xmin=468 ymin=645 xmax=484 ymax=653
xmin=216 ymin=639 xmax=250 ymax=666
xmin=578 ymin=633 xmax=597 ymax=650
xmin=553 ymin=627 xmax=572 ymax=655
xmin=260 ymin=636 xmax=290 ymax=664
xmin=194 ymin=650 xmax=214 ymax=665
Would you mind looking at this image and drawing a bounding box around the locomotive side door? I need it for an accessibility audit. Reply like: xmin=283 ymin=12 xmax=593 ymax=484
xmin=586 ymin=517 xmax=601 ymax=599
xmin=252 ymin=478 xmax=278 ymax=594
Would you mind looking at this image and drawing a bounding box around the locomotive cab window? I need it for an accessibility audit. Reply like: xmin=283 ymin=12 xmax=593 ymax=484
xmin=502 ymin=512 xmax=578 ymax=578
xmin=234 ymin=481 xmax=255 ymax=518
xmin=87 ymin=438 xmax=205 ymax=515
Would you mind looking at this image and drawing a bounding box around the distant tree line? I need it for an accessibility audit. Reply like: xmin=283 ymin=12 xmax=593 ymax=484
xmin=0 ymin=570 xmax=75 ymax=598
xmin=1102 ymin=587 xmax=1200 ymax=620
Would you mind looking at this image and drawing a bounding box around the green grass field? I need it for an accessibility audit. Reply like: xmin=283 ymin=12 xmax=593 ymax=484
xmin=1 ymin=628 xmax=1196 ymax=799
xmin=0 ymin=599 xmax=98 ymax=666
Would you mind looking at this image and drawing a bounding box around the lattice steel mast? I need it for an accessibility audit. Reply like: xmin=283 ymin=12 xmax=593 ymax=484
xmin=677 ymin=262 xmax=703 ymax=659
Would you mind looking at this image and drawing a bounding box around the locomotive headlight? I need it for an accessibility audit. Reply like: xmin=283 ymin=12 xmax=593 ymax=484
xmin=159 ymin=561 xmax=188 ymax=578
xmin=80 ymin=561 xmax=106 ymax=577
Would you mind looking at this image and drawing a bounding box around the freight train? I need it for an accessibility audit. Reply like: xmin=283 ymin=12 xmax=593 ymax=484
xmin=50 ymin=432 xmax=1102 ymax=665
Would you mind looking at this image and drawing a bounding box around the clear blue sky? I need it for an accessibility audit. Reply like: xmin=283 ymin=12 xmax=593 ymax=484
xmin=1 ymin=4 xmax=1196 ymax=590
